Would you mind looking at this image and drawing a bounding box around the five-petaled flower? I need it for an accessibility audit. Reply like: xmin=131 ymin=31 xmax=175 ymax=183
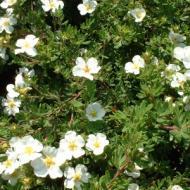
xmin=15 ymin=35 xmax=39 ymax=57
xmin=86 ymin=133 xmax=109 ymax=155
xmin=0 ymin=0 xmax=17 ymax=9
xmin=125 ymin=55 xmax=145 ymax=75
xmin=77 ymin=0 xmax=97 ymax=15
xmin=0 ymin=15 xmax=17 ymax=34
xmin=31 ymin=146 xmax=65 ymax=179
xmin=64 ymin=164 xmax=90 ymax=189
xmin=41 ymin=0 xmax=64 ymax=12
xmin=59 ymin=131 xmax=85 ymax=160
xmin=86 ymin=102 xmax=105 ymax=121
xmin=72 ymin=57 xmax=101 ymax=80
xmin=128 ymin=8 xmax=146 ymax=22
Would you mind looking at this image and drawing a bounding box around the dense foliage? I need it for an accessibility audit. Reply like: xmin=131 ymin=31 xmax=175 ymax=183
xmin=1 ymin=0 xmax=190 ymax=189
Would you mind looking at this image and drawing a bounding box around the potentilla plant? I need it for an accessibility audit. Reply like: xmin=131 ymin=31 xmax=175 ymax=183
xmin=0 ymin=0 xmax=190 ymax=189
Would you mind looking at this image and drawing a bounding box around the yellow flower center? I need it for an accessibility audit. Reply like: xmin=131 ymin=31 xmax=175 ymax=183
xmin=93 ymin=140 xmax=101 ymax=148
xmin=49 ymin=1 xmax=56 ymax=8
xmin=44 ymin=156 xmax=55 ymax=168
xmin=85 ymin=4 xmax=92 ymax=12
xmin=9 ymin=0 xmax=16 ymax=4
xmin=68 ymin=141 xmax=77 ymax=151
xmin=83 ymin=65 xmax=90 ymax=73
xmin=24 ymin=146 xmax=34 ymax=155
xmin=23 ymin=41 xmax=31 ymax=49
xmin=17 ymin=87 xmax=29 ymax=95
xmin=136 ymin=11 xmax=144 ymax=19
xmin=22 ymin=177 xmax=31 ymax=186
xmin=2 ymin=19 xmax=10 ymax=27
xmin=132 ymin=63 xmax=140 ymax=70
xmin=3 ymin=159 xmax=13 ymax=168
xmin=8 ymin=100 xmax=16 ymax=108
xmin=73 ymin=172 xmax=82 ymax=181
xmin=90 ymin=111 xmax=97 ymax=117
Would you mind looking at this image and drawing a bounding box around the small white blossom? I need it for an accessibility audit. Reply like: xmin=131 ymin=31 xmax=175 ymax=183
xmin=72 ymin=57 xmax=101 ymax=80
xmin=128 ymin=183 xmax=139 ymax=190
xmin=77 ymin=0 xmax=97 ymax=15
xmin=169 ymin=31 xmax=186 ymax=47
xmin=2 ymin=97 xmax=21 ymax=116
xmin=86 ymin=133 xmax=109 ymax=155
xmin=165 ymin=96 xmax=173 ymax=102
xmin=15 ymin=74 xmax=32 ymax=96
xmin=124 ymin=163 xmax=143 ymax=178
xmin=64 ymin=164 xmax=90 ymax=190
xmin=0 ymin=0 xmax=17 ymax=9
xmin=125 ymin=55 xmax=145 ymax=75
xmin=171 ymin=185 xmax=183 ymax=190
xmin=31 ymin=146 xmax=65 ymax=179
xmin=0 ymin=15 xmax=17 ymax=34
xmin=170 ymin=72 xmax=186 ymax=88
xmin=184 ymin=70 xmax=190 ymax=80
xmin=161 ymin=64 xmax=181 ymax=80
xmin=15 ymin=35 xmax=39 ymax=57
xmin=6 ymin=84 xmax=20 ymax=98
xmin=12 ymin=135 xmax=43 ymax=164
xmin=59 ymin=131 xmax=85 ymax=160
xmin=174 ymin=46 xmax=190 ymax=69
xmin=18 ymin=67 xmax=35 ymax=78
xmin=0 ymin=156 xmax=20 ymax=175
xmin=0 ymin=47 xmax=8 ymax=60
xmin=41 ymin=0 xmax=64 ymax=13
xmin=128 ymin=8 xmax=146 ymax=22
xmin=86 ymin=102 xmax=105 ymax=121
xmin=1 ymin=170 xmax=21 ymax=186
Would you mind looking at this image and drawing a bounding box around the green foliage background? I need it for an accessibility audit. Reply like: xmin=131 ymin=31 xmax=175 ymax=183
xmin=1 ymin=0 xmax=190 ymax=189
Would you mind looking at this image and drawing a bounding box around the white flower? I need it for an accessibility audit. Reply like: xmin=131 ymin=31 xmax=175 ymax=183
xmin=12 ymin=135 xmax=43 ymax=164
xmin=166 ymin=64 xmax=181 ymax=72
xmin=6 ymin=84 xmax=19 ymax=98
xmin=86 ymin=133 xmax=109 ymax=155
xmin=15 ymin=35 xmax=39 ymax=57
xmin=0 ymin=47 xmax=8 ymax=60
xmin=2 ymin=97 xmax=21 ymax=116
xmin=0 ymin=16 xmax=17 ymax=34
xmin=31 ymin=146 xmax=65 ymax=179
xmin=18 ymin=67 xmax=35 ymax=78
xmin=171 ymin=185 xmax=183 ymax=190
xmin=162 ymin=64 xmax=181 ymax=80
xmin=41 ymin=0 xmax=64 ymax=12
xmin=169 ymin=31 xmax=186 ymax=47
xmin=124 ymin=163 xmax=143 ymax=178
xmin=0 ymin=0 xmax=17 ymax=9
xmin=72 ymin=57 xmax=101 ymax=80
xmin=59 ymin=131 xmax=85 ymax=160
xmin=165 ymin=96 xmax=172 ymax=102
xmin=14 ymin=74 xmax=32 ymax=96
xmin=170 ymin=72 xmax=186 ymax=88
xmin=128 ymin=8 xmax=146 ymax=22
xmin=174 ymin=46 xmax=190 ymax=69
xmin=128 ymin=183 xmax=139 ymax=190
xmin=183 ymin=96 xmax=190 ymax=103
xmin=6 ymin=8 xmax=14 ymax=15
xmin=77 ymin=0 xmax=97 ymax=15
xmin=86 ymin=102 xmax=105 ymax=121
xmin=0 ymin=155 xmax=20 ymax=175
xmin=178 ymin=91 xmax=184 ymax=96
xmin=125 ymin=55 xmax=145 ymax=75
xmin=64 ymin=164 xmax=90 ymax=190
xmin=184 ymin=70 xmax=190 ymax=80
xmin=1 ymin=170 xmax=21 ymax=186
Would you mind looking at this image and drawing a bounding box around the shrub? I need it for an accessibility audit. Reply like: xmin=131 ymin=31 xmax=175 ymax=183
xmin=0 ymin=0 xmax=190 ymax=189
